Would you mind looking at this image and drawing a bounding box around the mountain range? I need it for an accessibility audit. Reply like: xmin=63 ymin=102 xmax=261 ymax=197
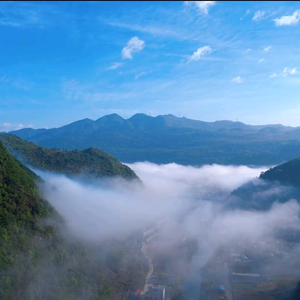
xmin=9 ymin=113 xmax=300 ymax=166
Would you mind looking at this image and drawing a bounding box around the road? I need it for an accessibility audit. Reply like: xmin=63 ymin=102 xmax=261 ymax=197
xmin=224 ymin=262 xmax=233 ymax=300
xmin=141 ymin=241 xmax=154 ymax=298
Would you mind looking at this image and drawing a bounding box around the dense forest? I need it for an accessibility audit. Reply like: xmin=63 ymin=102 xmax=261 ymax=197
xmin=0 ymin=133 xmax=138 ymax=180
xmin=0 ymin=140 xmax=146 ymax=299
xmin=260 ymin=157 xmax=300 ymax=187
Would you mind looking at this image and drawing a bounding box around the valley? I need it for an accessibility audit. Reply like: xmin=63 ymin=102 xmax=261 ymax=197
xmin=2 ymin=1 xmax=300 ymax=299
xmin=2 ymin=133 xmax=300 ymax=300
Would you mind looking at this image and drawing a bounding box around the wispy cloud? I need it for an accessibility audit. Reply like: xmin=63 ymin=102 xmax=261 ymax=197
xmin=106 ymin=62 xmax=123 ymax=70
xmin=274 ymin=10 xmax=300 ymax=26
xmin=135 ymin=72 xmax=146 ymax=80
xmin=283 ymin=67 xmax=297 ymax=76
xmin=232 ymin=76 xmax=243 ymax=84
xmin=0 ymin=122 xmax=33 ymax=132
xmin=0 ymin=2 xmax=57 ymax=28
xmin=270 ymin=67 xmax=297 ymax=78
xmin=252 ymin=10 xmax=265 ymax=21
xmin=185 ymin=1 xmax=216 ymax=15
xmin=258 ymin=58 xmax=264 ymax=64
xmin=0 ymin=76 xmax=10 ymax=82
xmin=104 ymin=21 xmax=187 ymax=40
xmin=62 ymin=79 xmax=140 ymax=103
xmin=121 ymin=36 xmax=145 ymax=60
xmin=188 ymin=45 xmax=212 ymax=63
xmin=263 ymin=46 xmax=272 ymax=52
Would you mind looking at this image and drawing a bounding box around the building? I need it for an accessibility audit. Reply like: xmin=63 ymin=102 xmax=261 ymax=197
xmin=148 ymin=284 xmax=166 ymax=300
xmin=218 ymin=285 xmax=225 ymax=293
xmin=134 ymin=289 xmax=143 ymax=298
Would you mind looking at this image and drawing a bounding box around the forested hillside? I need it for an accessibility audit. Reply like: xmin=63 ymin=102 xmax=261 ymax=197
xmin=0 ymin=140 xmax=146 ymax=299
xmin=0 ymin=133 xmax=138 ymax=180
xmin=260 ymin=157 xmax=300 ymax=187
xmin=228 ymin=156 xmax=300 ymax=211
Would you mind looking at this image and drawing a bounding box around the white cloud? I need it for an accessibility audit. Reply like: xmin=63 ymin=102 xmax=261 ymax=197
xmin=246 ymin=9 xmax=250 ymax=14
xmin=291 ymin=67 xmax=297 ymax=75
xmin=270 ymin=67 xmax=297 ymax=78
xmin=185 ymin=1 xmax=216 ymax=15
xmin=283 ymin=67 xmax=297 ymax=76
xmin=252 ymin=10 xmax=265 ymax=21
xmin=232 ymin=76 xmax=243 ymax=84
xmin=263 ymin=46 xmax=272 ymax=52
xmin=258 ymin=58 xmax=264 ymax=63
xmin=106 ymin=62 xmax=123 ymax=70
xmin=274 ymin=10 xmax=300 ymax=26
xmin=188 ymin=45 xmax=212 ymax=62
xmin=0 ymin=122 xmax=33 ymax=132
xmin=135 ymin=72 xmax=146 ymax=80
xmin=121 ymin=36 xmax=145 ymax=60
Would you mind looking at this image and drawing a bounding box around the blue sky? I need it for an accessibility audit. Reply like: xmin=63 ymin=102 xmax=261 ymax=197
xmin=1 ymin=1 xmax=300 ymax=130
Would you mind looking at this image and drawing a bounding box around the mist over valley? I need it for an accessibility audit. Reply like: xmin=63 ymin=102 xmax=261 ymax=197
xmin=26 ymin=161 xmax=300 ymax=299
xmin=2 ymin=1 xmax=300 ymax=299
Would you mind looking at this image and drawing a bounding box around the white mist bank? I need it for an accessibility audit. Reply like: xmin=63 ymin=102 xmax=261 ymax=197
xmin=37 ymin=162 xmax=300 ymax=241
xmin=37 ymin=162 xmax=300 ymax=284
xmin=128 ymin=162 xmax=269 ymax=192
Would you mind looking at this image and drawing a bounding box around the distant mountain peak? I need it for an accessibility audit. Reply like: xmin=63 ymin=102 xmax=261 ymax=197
xmin=7 ymin=113 xmax=300 ymax=167
xmin=158 ymin=114 xmax=177 ymax=119
xmin=129 ymin=113 xmax=152 ymax=119
xmin=95 ymin=113 xmax=125 ymax=122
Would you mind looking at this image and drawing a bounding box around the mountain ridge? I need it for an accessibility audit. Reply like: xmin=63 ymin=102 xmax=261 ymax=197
xmin=7 ymin=113 xmax=300 ymax=166
xmin=8 ymin=113 xmax=300 ymax=133
xmin=0 ymin=133 xmax=138 ymax=180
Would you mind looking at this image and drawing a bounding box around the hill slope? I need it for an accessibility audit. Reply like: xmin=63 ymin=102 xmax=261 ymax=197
xmin=228 ymin=156 xmax=300 ymax=211
xmin=260 ymin=157 xmax=300 ymax=187
xmin=9 ymin=113 xmax=300 ymax=166
xmin=0 ymin=140 xmax=146 ymax=299
xmin=0 ymin=133 xmax=138 ymax=180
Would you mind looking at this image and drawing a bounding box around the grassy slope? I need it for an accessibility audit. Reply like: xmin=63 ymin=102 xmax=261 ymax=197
xmin=0 ymin=133 xmax=138 ymax=180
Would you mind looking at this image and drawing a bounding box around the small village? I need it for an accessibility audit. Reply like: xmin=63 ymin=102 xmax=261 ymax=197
xmin=128 ymin=224 xmax=183 ymax=300
xmin=200 ymin=234 xmax=300 ymax=300
xmin=128 ymin=225 xmax=300 ymax=300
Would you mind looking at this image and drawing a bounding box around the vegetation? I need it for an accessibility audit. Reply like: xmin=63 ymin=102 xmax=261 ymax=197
xmin=0 ymin=140 xmax=146 ymax=299
xmin=0 ymin=133 xmax=138 ymax=180
xmin=9 ymin=113 xmax=300 ymax=166
xmin=260 ymin=157 xmax=300 ymax=187
xmin=228 ymin=156 xmax=300 ymax=210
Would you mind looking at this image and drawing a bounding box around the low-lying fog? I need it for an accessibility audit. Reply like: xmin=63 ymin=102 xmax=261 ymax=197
xmin=38 ymin=163 xmax=272 ymax=242
xmin=36 ymin=162 xmax=300 ymax=297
